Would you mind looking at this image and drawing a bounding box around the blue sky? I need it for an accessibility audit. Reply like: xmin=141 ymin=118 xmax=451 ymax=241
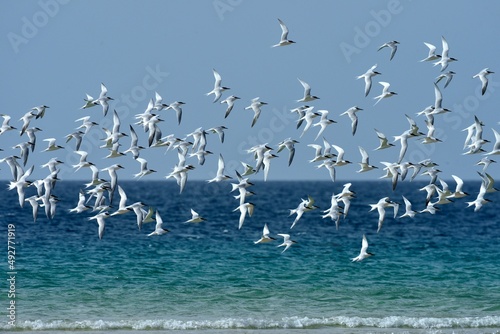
xmin=1 ymin=0 xmax=499 ymax=183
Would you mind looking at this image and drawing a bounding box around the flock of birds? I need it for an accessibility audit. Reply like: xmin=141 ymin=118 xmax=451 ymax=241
xmin=3 ymin=19 xmax=498 ymax=261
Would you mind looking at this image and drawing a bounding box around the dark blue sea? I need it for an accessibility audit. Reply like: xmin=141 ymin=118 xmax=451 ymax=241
xmin=2 ymin=180 xmax=500 ymax=334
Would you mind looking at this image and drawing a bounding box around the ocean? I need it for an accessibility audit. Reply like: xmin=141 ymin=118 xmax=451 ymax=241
xmin=1 ymin=179 xmax=500 ymax=334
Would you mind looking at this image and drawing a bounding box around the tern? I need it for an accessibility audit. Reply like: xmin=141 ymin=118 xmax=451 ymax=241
xmin=378 ymin=40 xmax=399 ymax=60
xmin=351 ymin=234 xmax=373 ymax=262
xmin=272 ymin=18 xmax=295 ymax=47
xmin=91 ymin=83 xmax=114 ymax=116
xmin=69 ymin=189 xmax=91 ymax=213
xmin=399 ymin=196 xmax=417 ymax=218
xmin=277 ymin=138 xmax=299 ymax=166
xmin=207 ymin=154 xmax=232 ymax=182
xmin=277 ymin=234 xmax=297 ymax=253
xmin=313 ymin=110 xmax=336 ymax=140
xmin=233 ymin=202 xmax=255 ymax=229
xmin=357 ymin=146 xmax=378 ymax=173
xmin=473 ymin=68 xmax=494 ymax=95
xmin=340 ymin=106 xmax=363 ymax=136
xmin=435 ymin=71 xmax=455 ymax=88
xmin=356 ymin=64 xmax=381 ymax=97
xmin=373 ymin=81 xmax=397 ymax=105
xmin=165 ymin=101 xmax=185 ymax=125
xmin=88 ymin=212 xmax=110 ymax=239
xmin=297 ymin=78 xmax=319 ymax=102
xmin=374 ymin=129 xmax=395 ymax=150
xmin=245 ymin=97 xmax=268 ymax=127
xmin=433 ymin=36 xmax=457 ymax=72
xmin=254 ymin=223 xmax=276 ymax=244
xmin=185 ymin=209 xmax=206 ymax=223
xmin=220 ymin=95 xmax=240 ymax=119
xmin=148 ymin=210 xmax=170 ymax=236
xmin=31 ymin=105 xmax=50 ymax=119
xmin=206 ymin=68 xmax=230 ymax=103
xmin=419 ymin=42 xmax=441 ymax=62
xmin=42 ymin=138 xmax=64 ymax=152
xmin=369 ymin=197 xmax=394 ymax=233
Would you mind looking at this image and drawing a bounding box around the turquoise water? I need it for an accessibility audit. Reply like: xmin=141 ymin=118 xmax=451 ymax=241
xmin=1 ymin=180 xmax=500 ymax=333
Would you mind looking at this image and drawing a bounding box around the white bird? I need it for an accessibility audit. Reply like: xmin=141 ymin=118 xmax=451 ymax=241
xmin=206 ymin=69 xmax=230 ymax=103
xmin=240 ymin=161 xmax=257 ymax=176
xmin=332 ymin=144 xmax=351 ymax=167
xmin=357 ymin=146 xmax=378 ymax=173
xmin=369 ymin=197 xmax=393 ymax=233
xmin=393 ymin=130 xmax=416 ymax=164
xmin=207 ymin=154 xmax=232 ymax=182
xmin=126 ymin=202 xmax=147 ymax=230
xmin=435 ymin=71 xmax=455 ymax=88
xmin=262 ymin=151 xmax=278 ymax=181
xmin=72 ymin=150 xmax=95 ymax=172
xmin=233 ymin=202 xmax=255 ymax=229
xmin=80 ymin=94 xmax=96 ymax=110
xmin=25 ymin=127 xmax=42 ymax=152
xmin=421 ymin=119 xmax=442 ymax=144
xmin=8 ymin=166 xmax=35 ymax=208
xmin=473 ymin=68 xmax=494 ymax=95
xmin=31 ymin=105 xmax=50 ymax=119
xmin=92 ymin=83 xmax=114 ymax=116
xmin=0 ymin=114 xmax=16 ymax=135
xmin=69 ymin=189 xmax=91 ymax=213
xmin=483 ymin=129 xmax=500 ymax=156
xmin=277 ymin=138 xmax=299 ymax=166
xmin=380 ymin=161 xmax=399 ymax=191
xmin=24 ymin=195 xmax=39 ymax=222
xmin=208 ymin=125 xmax=228 ymax=144
xmin=19 ymin=111 xmax=36 ymax=136
xmin=356 ymin=64 xmax=381 ymax=97
xmin=313 ymin=110 xmax=336 ymax=140
xmin=351 ymin=234 xmax=374 ymax=262
xmin=245 ymin=97 xmax=268 ymax=128
xmin=378 ymin=40 xmax=399 ymax=60
xmin=65 ymin=131 xmax=85 ymax=151
xmin=277 ymin=233 xmax=297 ymax=253
xmin=399 ymin=196 xmax=417 ymax=218
xmin=322 ymin=193 xmax=342 ymax=230
xmin=272 ymin=18 xmax=295 ymax=47
xmin=299 ymin=107 xmax=320 ymax=138
xmin=101 ymin=164 xmax=124 ymax=205
xmin=148 ymin=210 xmax=170 ymax=236
xmin=13 ymin=141 xmax=32 ymax=166
xmin=290 ymin=196 xmax=318 ymax=229
xmin=185 ymin=209 xmax=206 ymax=224
xmin=433 ymin=36 xmax=457 ymax=72
xmin=476 ymin=157 xmax=496 ymax=172
xmin=419 ymin=202 xmax=440 ymax=215
xmin=220 ymin=95 xmax=240 ymax=119
xmin=153 ymin=91 xmax=169 ymax=111
xmin=254 ymin=223 xmax=276 ymax=244
xmin=133 ymin=157 xmax=156 ymax=179
xmin=340 ymin=106 xmax=362 ymax=136
xmin=88 ymin=212 xmax=110 ymax=239
xmin=430 ymin=82 xmax=451 ymax=115
xmin=110 ymin=185 xmax=131 ymax=216
xmin=420 ymin=42 xmax=441 ymax=62
xmin=40 ymin=138 xmax=62 ymax=152
xmin=477 ymin=172 xmax=498 ymax=193
xmin=165 ymin=101 xmax=185 ymax=125
xmin=374 ymin=129 xmax=395 ymax=150
xmin=373 ymin=81 xmax=397 ymax=105
xmin=75 ymin=115 xmax=98 ymax=134
xmin=297 ymin=78 xmax=319 ymax=102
